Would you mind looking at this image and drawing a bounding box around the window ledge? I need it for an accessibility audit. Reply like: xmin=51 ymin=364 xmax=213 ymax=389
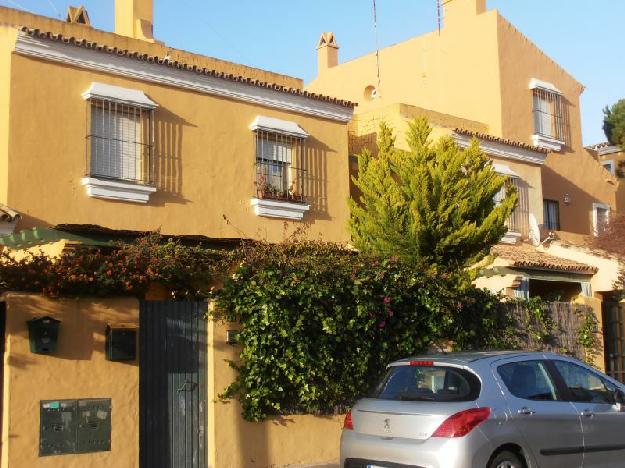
xmin=250 ymin=198 xmax=310 ymax=220
xmin=501 ymin=231 xmax=522 ymax=245
xmin=531 ymin=134 xmax=564 ymax=152
xmin=81 ymin=177 xmax=156 ymax=203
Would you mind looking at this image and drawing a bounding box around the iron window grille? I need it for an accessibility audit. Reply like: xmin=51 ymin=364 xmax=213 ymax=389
xmin=495 ymin=177 xmax=529 ymax=237
xmin=543 ymin=199 xmax=560 ymax=231
xmin=254 ymin=130 xmax=307 ymax=203
xmin=532 ymin=87 xmax=568 ymax=144
xmin=86 ymin=99 xmax=155 ymax=185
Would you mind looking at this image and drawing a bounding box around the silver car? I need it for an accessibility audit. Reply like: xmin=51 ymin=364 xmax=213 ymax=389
xmin=341 ymin=351 xmax=625 ymax=468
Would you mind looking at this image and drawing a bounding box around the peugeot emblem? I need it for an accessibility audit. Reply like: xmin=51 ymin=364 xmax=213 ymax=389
xmin=383 ymin=418 xmax=391 ymax=432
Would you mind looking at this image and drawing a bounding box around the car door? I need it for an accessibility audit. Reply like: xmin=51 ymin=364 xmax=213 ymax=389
xmin=493 ymin=358 xmax=583 ymax=468
xmin=549 ymin=359 xmax=625 ymax=468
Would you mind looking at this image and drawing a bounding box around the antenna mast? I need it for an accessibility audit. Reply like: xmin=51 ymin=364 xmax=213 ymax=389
xmin=372 ymin=0 xmax=381 ymax=96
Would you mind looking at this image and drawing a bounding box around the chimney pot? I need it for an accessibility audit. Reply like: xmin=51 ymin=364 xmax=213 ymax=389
xmin=317 ymin=32 xmax=339 ymax=74
xmin=115 ymin=0 xmax=155 ymax=42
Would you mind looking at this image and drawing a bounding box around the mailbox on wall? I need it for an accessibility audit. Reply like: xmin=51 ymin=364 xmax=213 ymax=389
xmin=106 ymin=324 xmax=137 ymax=361
xmin=40 ymin=398 xmax=111 ymax=456
xmin=27 ymin=316 xmax=61 ymax=354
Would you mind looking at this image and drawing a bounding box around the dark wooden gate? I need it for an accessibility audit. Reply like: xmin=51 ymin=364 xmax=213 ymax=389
xmin=139 ymin=301 xmax=208 ymax=468
xmin=603 ymin=300 xmax=625 ymax=383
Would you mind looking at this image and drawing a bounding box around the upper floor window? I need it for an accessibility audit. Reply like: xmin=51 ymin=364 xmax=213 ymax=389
xmin=83 ymin=83 xmax=157 ymax=185
xmin=601 ymin=160 xmax=615 ymax=175
xmin=250 ymin=116 xmax=311 ymax=220
xmin=543 ymin=199 xmax=560 ymax=231
xmin=530 ymin=79 xmax=568 ymax=152
xmin=592 ymin=202 xmax=610 ymax=236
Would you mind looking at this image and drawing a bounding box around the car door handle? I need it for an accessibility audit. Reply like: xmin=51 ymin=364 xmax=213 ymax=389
xmin=518 ymin=407 xmax=536 ymax=416
xmin=581 ymin=409 xmax=594 ymax=418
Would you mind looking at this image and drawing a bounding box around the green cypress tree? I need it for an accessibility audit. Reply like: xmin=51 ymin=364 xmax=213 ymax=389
xmin=349 ymin=118 xmax=518 ymax=270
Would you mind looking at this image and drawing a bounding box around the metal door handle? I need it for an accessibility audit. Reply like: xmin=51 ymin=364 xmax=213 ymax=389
xmin=518 ymin=407 xmax=536 ymax=416
xmin=581 ymin=409 xmax=594 ymax=418
xmin=177 ymin=380 xmax=197 ymax=392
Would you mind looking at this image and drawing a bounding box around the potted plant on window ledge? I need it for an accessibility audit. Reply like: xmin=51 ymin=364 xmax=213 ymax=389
xmin=255 ymin=177 xmax=305 ymax=204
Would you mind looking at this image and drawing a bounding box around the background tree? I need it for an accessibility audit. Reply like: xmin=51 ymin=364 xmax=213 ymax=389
xmin=349 ymin=118 xmax=517 ymax=270
xmin=603 ymin=99 xmax=625 ymax=148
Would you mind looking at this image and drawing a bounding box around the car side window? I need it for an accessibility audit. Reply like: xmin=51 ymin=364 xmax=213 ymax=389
xmin=552 ymin=360 xmax=615 ymax=404
xmin=498 ymin=360 xmax=558 ymax=401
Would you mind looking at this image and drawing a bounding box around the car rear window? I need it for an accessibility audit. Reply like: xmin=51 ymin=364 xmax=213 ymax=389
xmin=371 ymin=365 xmax=481 ymax=402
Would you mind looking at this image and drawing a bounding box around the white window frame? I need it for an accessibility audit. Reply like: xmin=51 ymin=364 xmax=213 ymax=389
xmin=81 ymin=83 xmax=157 ymax=203
xmin=530 ymin=79 xmax=566 ymax=152
xmin=250 ymin=116 xmax=310 ymax=220
xmin=601 ymin=160 xmax=615 ymax=175
xmin=592 ymin=202 xmax=610 ymax=237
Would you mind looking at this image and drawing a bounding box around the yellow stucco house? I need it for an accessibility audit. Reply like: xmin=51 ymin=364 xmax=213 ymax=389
xmin=307 ymin=0 xmax=624 ymax=378
xmin=0 ymin=2 xmax=355 ymax=249
xmin=0 ymin=2 xmax=354 ymax=467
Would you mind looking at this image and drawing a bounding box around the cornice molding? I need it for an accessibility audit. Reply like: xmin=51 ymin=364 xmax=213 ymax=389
xmin=454 ymin=133 xmax=547 ymax=165
xmin=15 ymin=32 xmax=353 ymax=123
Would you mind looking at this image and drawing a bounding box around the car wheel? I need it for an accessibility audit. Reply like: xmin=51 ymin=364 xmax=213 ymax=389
xmin=488 ymin=450 xmax=524 ymax=468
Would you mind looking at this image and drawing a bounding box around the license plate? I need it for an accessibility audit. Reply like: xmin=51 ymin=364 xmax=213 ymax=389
xmin=367 ymin=465 xmax=385 ymax=468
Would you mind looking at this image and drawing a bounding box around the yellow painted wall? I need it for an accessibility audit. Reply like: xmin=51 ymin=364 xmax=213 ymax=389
xmin=308 ymin=0 xmax=618 ymax=237
xmin=0 ymin=26 xmax=16 ymax=205
xmin=5 ymin=52 xmax=351 ymax=243
xmin=307 ymin=8 xmax=504 ymax=136
xmin=208 ymin=319 xmax=343 ymax=468
xmin=596 ymin=148 xmax=625 ymax=213
xmin=495 ymin=15 xmax=616 ymax=236
xmin=1 ymin=294 xmax=140 ymax=468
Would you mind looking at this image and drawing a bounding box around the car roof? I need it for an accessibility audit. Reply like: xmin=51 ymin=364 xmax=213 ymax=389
xmin=391 ymin=350 xmax=547 ymax=366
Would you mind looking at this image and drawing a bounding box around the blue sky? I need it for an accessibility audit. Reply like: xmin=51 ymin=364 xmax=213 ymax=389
xmin=3 ymin=0 xmax=623 ymax=145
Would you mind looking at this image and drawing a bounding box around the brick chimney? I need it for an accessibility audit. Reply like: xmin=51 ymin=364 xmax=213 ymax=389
xmin=444 ymin=0 xmax=486 ymax=24
xmin=317 ymin=32 xmax=339 ymax=74
xmin=115 ymin=0 xmax=154 ymax=42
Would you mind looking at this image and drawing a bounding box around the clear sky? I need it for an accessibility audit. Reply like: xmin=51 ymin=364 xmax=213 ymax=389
xmin=3 ymin=0 xmax=623 ymax=145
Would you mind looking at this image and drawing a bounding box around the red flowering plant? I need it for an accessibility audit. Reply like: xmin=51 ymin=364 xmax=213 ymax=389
xmin=0 ymin=233 xmax=231 ymax=299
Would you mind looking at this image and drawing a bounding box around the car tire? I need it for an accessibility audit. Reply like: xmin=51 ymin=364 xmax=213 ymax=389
xmin=488 ymin=450 xmax=524 ymax=468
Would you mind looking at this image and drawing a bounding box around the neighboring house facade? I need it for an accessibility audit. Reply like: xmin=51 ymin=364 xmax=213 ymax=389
xmin=307 ymin=0 xmax=624 ymax=375
xmin=0 ymin=3 xmax=354 ymax=251
xmin=587 ymin=142 xmax=625 ymax=214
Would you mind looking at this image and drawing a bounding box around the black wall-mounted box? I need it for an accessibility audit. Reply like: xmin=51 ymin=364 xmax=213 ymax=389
xmin=27 ymin=316 xmax=61 ymax=354
xmin=105 ymin=325 xmax=137 ymax=361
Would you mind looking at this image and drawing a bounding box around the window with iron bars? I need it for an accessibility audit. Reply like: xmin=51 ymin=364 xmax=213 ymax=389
xmin=86 ymin=99 xmax=154 ymax=185
xmin=494 ymin=177 xmax=529 ymax=237
xmin=532 ymin=88 xmax=568 ymax=144
xmin=254 ymin=130 xmax=307 ymax=203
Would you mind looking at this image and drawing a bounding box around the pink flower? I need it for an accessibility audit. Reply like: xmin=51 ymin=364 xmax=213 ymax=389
xmin=383 ymin=296 xmax=391 ymax=305
xmin=378 ymin=320 xmax=386 ymax=328
xmin=388 ymin=309 xmax=394 ymax=317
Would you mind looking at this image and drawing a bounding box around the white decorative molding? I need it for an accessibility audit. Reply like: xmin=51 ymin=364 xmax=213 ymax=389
xmin=15 ymin=32 xmax=353 ymax=123
xmin=592 ymin=202 xmax=610 ymax=237
xmin=529 ymin=78 xmax=561 ymax=95
xmin=500 ymin=231 xmax=522 ymax=245
xmin=597 ymin=145 xmax=621 ymax=157
xmin=250 ymin=115 xmax=309 ymax=138
xmin=531 ymin=134 xmax=564 ymax=152
xmin=454 ymin=133 xmax=547 ymax=165
xmin=492 ymin=163 xmax=519 ymax=178
xmin=81 ymin=177 xmax=156 ymax=203
xmin=250 ymin=198 xmax=310 ymax=220
xmin=82 ymin=82 xmax=158 ymax=109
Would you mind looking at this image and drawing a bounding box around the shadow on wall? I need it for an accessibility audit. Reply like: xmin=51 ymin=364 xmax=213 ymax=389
xmin=11 ymin=298 xmax=139 ymax=364
xmin=304 ymin=137 xmax=331 ymax=221
xmin=541 ymin=164 xmax=598 ymax=236
xmin=150 ymin=107 xmax=196 ymax=206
